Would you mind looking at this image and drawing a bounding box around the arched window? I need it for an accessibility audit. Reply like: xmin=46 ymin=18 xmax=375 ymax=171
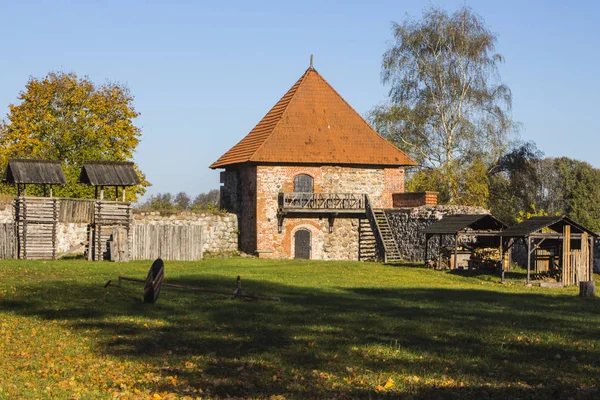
xmin=294 ymin=174 xmax=313 ymax=193
xmin=294 ymin=229 xmax=311 ymax=259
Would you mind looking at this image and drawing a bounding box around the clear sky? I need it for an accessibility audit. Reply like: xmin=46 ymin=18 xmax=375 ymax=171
xmin=1 ymin=0 xmax=598 ymax=200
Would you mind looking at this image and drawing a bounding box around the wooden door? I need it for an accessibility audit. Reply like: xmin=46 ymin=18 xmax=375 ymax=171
xmin=294 ymin=229 xmax=311 ymax=259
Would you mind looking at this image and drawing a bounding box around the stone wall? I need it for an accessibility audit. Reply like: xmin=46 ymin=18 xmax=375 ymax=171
xmin=385 ymin=205 xmax=489 ymax=262
xmin=0 ymin=201 xmax=14 ymax=223
xmin=133 ymin=211 xmax=238 ymax=255
xmin=253 ymin=164 xmax=405 ymax=259
xmin=220 ymin=166 xmax=257 ymax=254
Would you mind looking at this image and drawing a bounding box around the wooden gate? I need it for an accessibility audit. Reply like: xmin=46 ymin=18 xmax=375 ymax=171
xmin=16 ymin=197 xmax=58 ymax=259
xmin=90 ymin=201 xmax=132 ymax=261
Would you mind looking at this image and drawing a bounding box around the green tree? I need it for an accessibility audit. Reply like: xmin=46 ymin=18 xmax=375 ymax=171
xmin=551 ymin=158 xmax=600 ymax=231
xmin=370 ymin=6 xmax=516 ymax=203
xmin=487 ymin=141 xmax=543 ymax=223
xmin=0 ymin=71 xmax=148 ymax=200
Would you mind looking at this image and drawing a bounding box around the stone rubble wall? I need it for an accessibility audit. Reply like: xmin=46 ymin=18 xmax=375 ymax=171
xmin=385 ymin=205 xmax=489 ymax=262
xmin=254 ymin=165 xmax=404 ymax=259
xmin=133 ymin=211 xmax=238 ymax=255
xmin=0 ymin=202 xmax=14 ymax=223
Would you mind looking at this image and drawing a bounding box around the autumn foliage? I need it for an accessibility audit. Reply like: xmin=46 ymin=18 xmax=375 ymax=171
xmin=0 ymin=71 xmax=148 ymax=200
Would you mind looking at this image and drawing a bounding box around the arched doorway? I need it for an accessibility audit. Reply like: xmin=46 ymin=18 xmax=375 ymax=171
xmin=294 ymin=229 xmax=311 ymax=259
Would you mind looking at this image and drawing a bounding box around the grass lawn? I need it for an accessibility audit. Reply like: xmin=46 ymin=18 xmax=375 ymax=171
xmin=0 ymin=258 xmax=599 ymax=399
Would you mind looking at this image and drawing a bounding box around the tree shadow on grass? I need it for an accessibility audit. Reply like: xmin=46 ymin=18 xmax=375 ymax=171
xmin=2 ymin=275 xmax=600 ymax=398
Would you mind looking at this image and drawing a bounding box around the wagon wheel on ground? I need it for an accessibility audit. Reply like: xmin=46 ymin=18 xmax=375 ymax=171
xmin=143 ymin=258 xmax=165 ymax=303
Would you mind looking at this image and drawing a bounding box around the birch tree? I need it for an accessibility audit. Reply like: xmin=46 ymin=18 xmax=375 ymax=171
xmin=370 ymin=6 xmax=516 ymax=203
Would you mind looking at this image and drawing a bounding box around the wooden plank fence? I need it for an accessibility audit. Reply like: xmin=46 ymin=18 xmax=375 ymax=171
xmin=58 ymin=199 xmax=95 ymax=223
xmin=0 ymin=223 xmax=16 ymax=259
xmin=131 ymin=225 xmax=203 ymax=261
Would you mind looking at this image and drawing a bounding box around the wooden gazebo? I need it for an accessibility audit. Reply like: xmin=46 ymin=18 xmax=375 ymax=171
xmin=3 ymin=159 xmax=66 ymax=196
xmin=499 ymin=216 xmax=597 ymax=286
xmin=79 ymin=161 xmax=140 ymax=200
xmin=423 ymin=214 xmax=507 ymax=269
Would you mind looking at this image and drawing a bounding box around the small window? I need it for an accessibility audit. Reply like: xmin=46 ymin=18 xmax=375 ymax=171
xmin=294 ymin=174 xmax=313 ymax=193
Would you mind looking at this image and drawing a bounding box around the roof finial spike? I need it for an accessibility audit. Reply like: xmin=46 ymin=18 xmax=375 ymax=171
xmin=310 ymin=54 xmax=314 ymax=70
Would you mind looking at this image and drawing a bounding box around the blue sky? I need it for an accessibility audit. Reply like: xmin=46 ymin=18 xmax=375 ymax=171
xmin=0 ymin=1 xmax=598 ymax=199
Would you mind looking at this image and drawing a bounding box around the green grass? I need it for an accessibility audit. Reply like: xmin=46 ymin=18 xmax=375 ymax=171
xmin=0 ymin=258 xmax=599 ymax=399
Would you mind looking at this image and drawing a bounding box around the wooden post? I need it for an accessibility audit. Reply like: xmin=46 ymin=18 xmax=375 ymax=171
xmin=526 ymin=236 xmax=531 ymax=285
xmin=424 ymin=234 xmax=429 ymax=264
xmin=580 ymin=281 xmax=596 ymax=297
xmin=115 ymin=186 xmax=118 ymax=201
xmin=43 ymin=184 xmax=47 ymax=197
xmin=17 ymin=184 xmax=21 ymax=197
xmin=590 ymin=236 xmax=595 ymax=281
xmin=100 ymin=186 xmax=104 ymax=201
xmin=87 ymin=226 xmax=93 ymax=261
xmin=500 ymin=236 xmax=504 ymax=283
xmin=49 ymin=185 xmax=53 ymax=198
xmin=438 ymin=235 xmax=442 ymax=269
xmin=122 ymin=187 xmax=126 ymax=202
xmin=95 ymin=186 xmax=98 ymax=199
xmin=454 ymin=234 xmax=459 ymax=270
xmin=562 ymin=225 xmax=571 ymax=285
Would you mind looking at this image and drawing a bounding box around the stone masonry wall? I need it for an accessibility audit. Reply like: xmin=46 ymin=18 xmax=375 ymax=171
xmin=255 ymin=165 xmax=404 ymax=259
xmin=220 ymin=166 xmax=257 ymax=254
xmin=133 ymin=212 xmax=238 ymax=255
xmin=386 ymin=205 xmax=489 ymax=262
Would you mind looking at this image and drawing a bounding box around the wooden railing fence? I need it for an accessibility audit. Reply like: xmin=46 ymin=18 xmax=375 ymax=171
xmin=279 ymin=193 xmax=366 ymax=210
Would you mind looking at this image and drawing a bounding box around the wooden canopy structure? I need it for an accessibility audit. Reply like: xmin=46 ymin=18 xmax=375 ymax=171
xmin=499 ymin=216 xmax=597 ymax=286
xmin=79 ymin=161 xmax=140 ymax=200
xmin=423 ymin=214 xmax=507 ymax=270
xmin=3 ymin=159 xmax=66 ymax=196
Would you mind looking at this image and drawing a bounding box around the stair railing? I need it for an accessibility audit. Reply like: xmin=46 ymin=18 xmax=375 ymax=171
xmin=365 ymin=195 xmax=387 ymax=263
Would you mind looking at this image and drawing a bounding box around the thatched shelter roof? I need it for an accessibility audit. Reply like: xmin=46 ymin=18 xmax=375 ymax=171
xmin=3 ymin=159 xmax=66 ymax=185
xmin=422 ymin=214 xmax=507 ymax=235
xmin=79 ymin=161 xmax=140 ymax=186
xmin=499 ymin=215 xmax=598 ymax=238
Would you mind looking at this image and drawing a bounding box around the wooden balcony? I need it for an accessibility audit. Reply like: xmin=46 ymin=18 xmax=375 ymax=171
xmin=278 ymin=192 xmax=366 ymax=213
xmin=277 ymin=193 xmax=367 ymax=233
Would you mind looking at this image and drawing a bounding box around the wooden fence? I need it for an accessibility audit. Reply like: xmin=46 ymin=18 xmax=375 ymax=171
xmin=131 ymin=225 xmax=203 ymax=261
xmin=16 ymin=197 xmax=58 ymax=259
xmin=90 ymin=201 xmax=132 ymax=261
xmin=58 ymin=199 xmax=95 ymax=223
xmin=0 ymin=223 xmax=16 ymax=259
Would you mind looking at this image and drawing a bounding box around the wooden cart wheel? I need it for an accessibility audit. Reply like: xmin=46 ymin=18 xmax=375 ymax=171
xmin=143 ymin=258 xmax=165 ymax=303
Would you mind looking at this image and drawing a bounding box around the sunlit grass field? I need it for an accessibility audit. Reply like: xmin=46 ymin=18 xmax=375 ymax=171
xmin=0 ymin=258 xmax=598 ymax=399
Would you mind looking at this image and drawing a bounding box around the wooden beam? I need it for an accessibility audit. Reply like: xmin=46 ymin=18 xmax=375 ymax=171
xmin=424 ymin=234 xmax=429 ymax=263
xmin=454 ymin=234 xmax=459 ymax=270
xmin=563 ymin=225 xmax=571 ymax=286
xmin=590 ymin=236 xmax=595 ymax=281
xmin=500 ymin=235 xmax=505 ymax=283
xmin=526 ymin=236 xmax=531 ymax=285
xmin=438 ymin=235 xmax=442 ymax=269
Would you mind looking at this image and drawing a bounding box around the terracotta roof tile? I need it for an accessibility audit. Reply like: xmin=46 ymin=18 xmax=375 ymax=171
xmin=210 ymin=67 xmax=416 ymax=169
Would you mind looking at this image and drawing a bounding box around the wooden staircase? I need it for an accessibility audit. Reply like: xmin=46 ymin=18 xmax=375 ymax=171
xmin=359 ymin=218 xmax=378 ymax=261
xmin=365 ymin=196 xmax=402 ymax=263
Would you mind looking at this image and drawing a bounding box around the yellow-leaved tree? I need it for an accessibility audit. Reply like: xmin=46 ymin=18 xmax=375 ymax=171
xmin=0 ymin=71 xmax=149 ymax=200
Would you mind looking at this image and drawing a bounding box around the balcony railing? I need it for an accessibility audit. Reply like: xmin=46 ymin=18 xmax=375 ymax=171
xmin=278 ymin=193 xmax=366 ymax=211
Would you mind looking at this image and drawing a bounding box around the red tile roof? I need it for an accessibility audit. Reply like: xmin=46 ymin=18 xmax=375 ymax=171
xmin=210 ymin=67 xmax=417 ymax=169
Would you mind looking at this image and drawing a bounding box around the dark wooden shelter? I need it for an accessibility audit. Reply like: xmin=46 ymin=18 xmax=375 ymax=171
xmin=79 ymin=161 xmax=140 ymax=200
xmin=423 ymin=214 xmax=507 ymax=270
xmin=3 ymin=159 xmax=66 ymax=196
xmin=499 ymin=216 xmax=597 ymax=286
